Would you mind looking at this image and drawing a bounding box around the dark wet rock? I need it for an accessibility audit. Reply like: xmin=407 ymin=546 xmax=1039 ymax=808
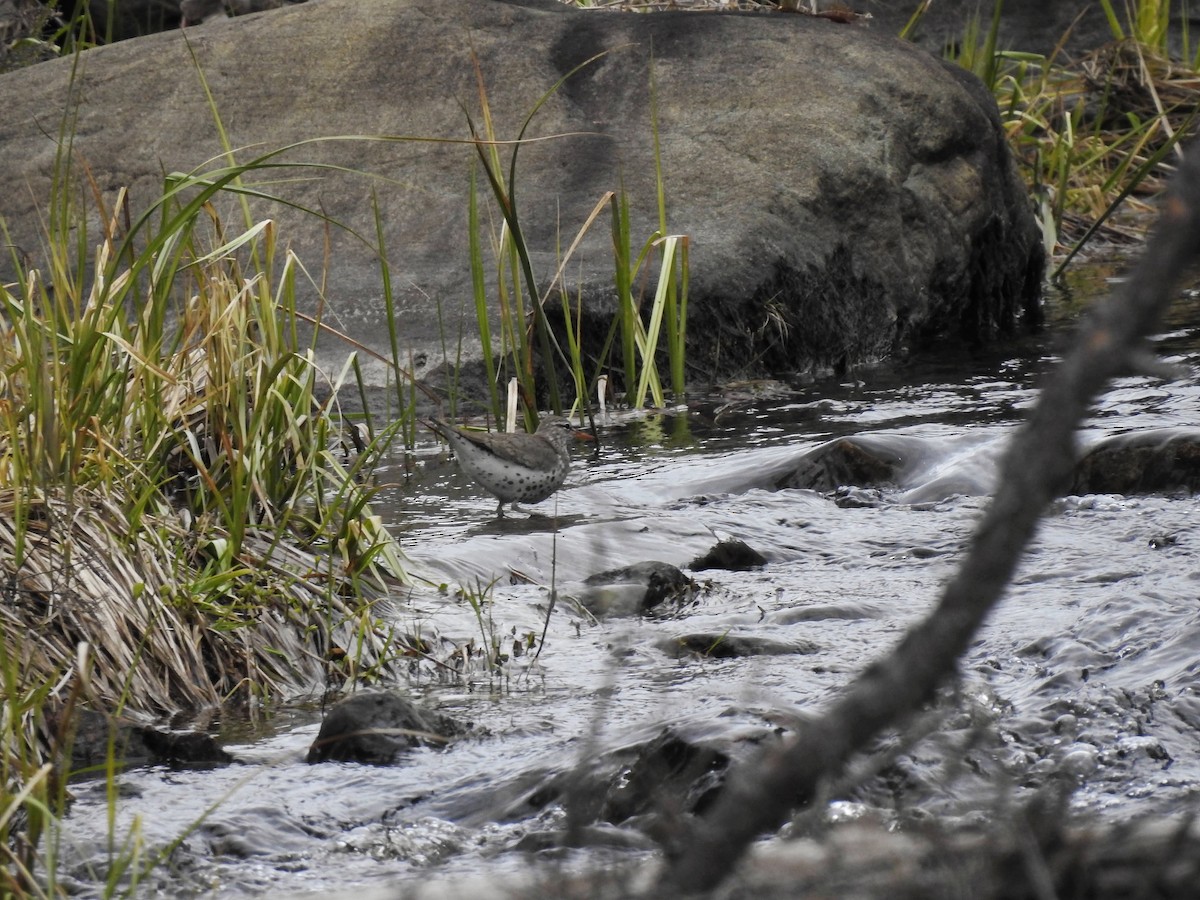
xmin=0 ymin=0 xmax=1042 ymax=397
xmin=134 ymin=725 xmax=232 ymax=767
xmin=776 ymin=436 xmax=905 ymax=493
xmin=577 ymin=561 xmax=695 ymax=618
xmin=597 ymin=730 xmax=729 ymax=830
xmin=1148 ymin=533 xmax=1179 ymax=549
xmin=689 ymin=538 xmax=767 ymax=572
xmin=58 ymin=708 xmax=232 ymax=772
xmin=1070 ymin=429 xmax=1200 ymax=496
xmin=534 ymin=730 xmax=733 ymax=834
xmin=571 ymin=583 xmax=653 ymax=620
xmin=658 ymin=633 xmax=819 ymax=660
xmin=484 ymin=722 xmax=777 ymax=841
xmin=306 ymin=692 xmax=467 ymax=765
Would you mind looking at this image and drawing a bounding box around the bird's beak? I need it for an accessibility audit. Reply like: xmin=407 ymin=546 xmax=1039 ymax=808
xmin=572 ymin=428 xmax=595 ymax=442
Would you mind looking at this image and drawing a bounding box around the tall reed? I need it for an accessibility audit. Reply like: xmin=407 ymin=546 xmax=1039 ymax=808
xmin=466 ymin=51 xmax=691 ymax=423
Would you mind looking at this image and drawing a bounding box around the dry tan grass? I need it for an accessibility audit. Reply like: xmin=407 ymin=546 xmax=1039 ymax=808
xmin=0 ymin=193 xmax=411 ymax=773
xmin=0 ymin=488 xmax=400 ymax=720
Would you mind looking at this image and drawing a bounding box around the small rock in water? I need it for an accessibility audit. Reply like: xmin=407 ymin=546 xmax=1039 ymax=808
xmin=776 ymin=437 xmax=905 ymax=493
xmin=658 ymin=633 xmax=819 ymax=659
xmin=578 ymin=561 xmax=696 ymax=617
xmin=690 ymin=538 xmax=768 ymax=571
xmin=57 ymin=709 xmax=232 ymax=771
xmin=1071 ymin=429 xmax=1200 ymax=495
xmin=306 ymin=692 xmax=467 ymax=765
xmin=599 ymin=729 xmax=731 ymax=828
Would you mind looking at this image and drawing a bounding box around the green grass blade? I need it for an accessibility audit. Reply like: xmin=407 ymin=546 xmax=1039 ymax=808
xmin=469 ymin=161 xmax=502 ymax=422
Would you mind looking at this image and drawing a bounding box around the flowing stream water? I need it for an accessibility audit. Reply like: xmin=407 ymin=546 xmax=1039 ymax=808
xmin=55 ymin=278 xmax=1200 ymax=897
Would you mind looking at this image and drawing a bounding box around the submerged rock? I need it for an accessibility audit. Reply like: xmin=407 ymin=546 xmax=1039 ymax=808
xmin=689 ymin=538 xmax=768 ymax=572
xmin=577 ymin=561 xmax=695 ymax=618
xmin=777 ymin=436 xmax=906 ymax=493
xmin=306 ymin=692 xmax=467 ymax=765
xmin=597 ymin=729 xmax=730 ymax=829
xmin=490 ymin=725 xmax=763 ymax=840
xmin=658 ymin=633 xmax=819 ymax=660
xmin=1071 ymin=429 xmax=1200 ymax=496
xmin=59 ymin=708 xmax=232 ymax=772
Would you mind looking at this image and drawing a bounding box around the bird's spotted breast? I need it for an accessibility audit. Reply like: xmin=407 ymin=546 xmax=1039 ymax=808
xmin=426 ymin=416 xmax=586 ymax=515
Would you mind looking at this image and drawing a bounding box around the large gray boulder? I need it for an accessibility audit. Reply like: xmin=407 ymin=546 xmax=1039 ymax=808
xmin=0 ymin=0 xmax=1043 ymax=399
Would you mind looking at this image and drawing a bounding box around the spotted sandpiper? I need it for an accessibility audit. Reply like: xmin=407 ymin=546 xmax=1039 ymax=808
xmin=426 ymin=415 xmax=594 ymax=517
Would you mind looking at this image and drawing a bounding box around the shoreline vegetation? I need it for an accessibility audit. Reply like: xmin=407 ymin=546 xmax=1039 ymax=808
xmin=0 ymin=0 xmax=1197 ymax=895
xmin=0 ymin=135 xmax=418 ymax=889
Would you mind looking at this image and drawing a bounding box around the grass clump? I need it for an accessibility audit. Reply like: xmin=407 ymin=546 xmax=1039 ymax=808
xmin=0 ymin=161 xmax=412 ymax=755
xmin=934 ymin=0 xmax=1200 ymax=269
xmin=0 ymin=147 xmax=419 ymax=888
